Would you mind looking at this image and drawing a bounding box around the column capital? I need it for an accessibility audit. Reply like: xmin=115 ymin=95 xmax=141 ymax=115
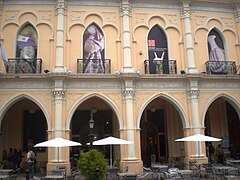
xmin=122 ymin=90 xmax=135 ymax=100
xmin=55 ymin=0 xmax=67 ymax=15
xmin=52 ymin=90 xmax=66 ymax=102
xmin=233 ymin=5 xmax=240 ymax=23
xmin=187 ymin=90 xmax=199 ymax=100
xmin=181 ymin=5 xmax=191 ymax=19
xmin=120 ymin=0 xmax=131 ymax=17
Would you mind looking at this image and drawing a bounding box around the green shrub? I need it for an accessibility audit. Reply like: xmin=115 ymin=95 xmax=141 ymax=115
xmin=77 ymin=149 xmax=108 ymax=180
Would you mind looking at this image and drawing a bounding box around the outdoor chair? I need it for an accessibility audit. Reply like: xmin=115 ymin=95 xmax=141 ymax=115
xmin=224 ymin=168 xmax=240 ymax=180
xmin=136 ymin=172 xmax=153 ymax=180
xmin=6 ymin=174 xmax=17 ymax=180
xmin=33 ymin=176 xmax=43 ymax=180
xmin=123 ymin=174 xmax=137 ymax=180
xmin=167 ymin=168 xmax=180 ymax=179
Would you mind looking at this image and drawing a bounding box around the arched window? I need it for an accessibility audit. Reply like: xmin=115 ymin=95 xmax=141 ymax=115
xmin=207 ymin=29 xmax=226 ymax=74
xmin=15 ymin=23 xmax=38 ymax=73
xmin=83 ymin=23 xmax=105 ymax=73
xmin=147 ymin=25 xmax=168 ymax=74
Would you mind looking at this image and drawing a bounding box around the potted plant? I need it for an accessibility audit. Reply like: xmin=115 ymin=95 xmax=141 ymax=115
xmin=77 ymin=149 xmax=108 ymax=180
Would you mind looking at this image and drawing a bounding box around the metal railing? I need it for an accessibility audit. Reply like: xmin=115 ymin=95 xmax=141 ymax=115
xmin=6 ymin=58 xmax=42 ymax=74
xmin=205 ymin=61 xmax=237 ymax=75
xmin=77 ymin=59 xmax=111 ymax=74
xmin=144 ymin=60 xmax=177 ymax=74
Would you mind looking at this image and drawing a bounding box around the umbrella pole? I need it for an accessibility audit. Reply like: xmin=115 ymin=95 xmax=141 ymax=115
xmin=198 ymin=141 xmax=200 ymax=157
xmin=110 ymin=145 xmax=113 ymax=168
xmin=58 ymin=147 xmax=59 ymax=164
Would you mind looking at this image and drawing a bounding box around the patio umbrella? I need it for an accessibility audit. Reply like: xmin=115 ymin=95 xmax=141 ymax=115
xmin=34 ymin=137 xmax=82 ymax=163
xmin=175 ymin=134 xmax=221 ymax=157
xmin=91 ymin=136 xmax=133 ymax=167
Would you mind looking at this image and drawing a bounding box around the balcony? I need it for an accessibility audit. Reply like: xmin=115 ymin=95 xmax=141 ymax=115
xmin=77 ymin=59 xmax=111 ymax=74
xmin=144 ymin=60 xmax=177 ymax=74
xmin=6 ymin=58 xmax=42 ymax=74
xmin=205 ymin=61 xmax=237 ymax=75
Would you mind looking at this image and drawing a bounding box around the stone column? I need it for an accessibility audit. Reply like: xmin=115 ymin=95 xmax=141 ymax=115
xmin=122 ymin=80 xmax=136 ymax=159
xmin=187 ymin=80 xmax=205 ymax=158
xmin=54 ymin=0 xmax=66 ymax=72
xmin=234 ymin=3 xmax=240 ymax=63
xmin=120 ymin=0 xmax=134 ymax=73
xmin=180 ymin=1 xmax=197 ymax=74
xmin=52 ymin=79 xmax=65 ymax=162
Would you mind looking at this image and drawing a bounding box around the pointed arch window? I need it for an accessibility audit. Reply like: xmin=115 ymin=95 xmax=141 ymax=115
xmin=83 ymin=23 xmax=105 ymax=73
xmin=207 ymin=29 xmax=227 ymax=74
xmin=15 ymin=23 xmax=38 ymax=73
xmin=147 ymin=25 xmax=169 ymax=74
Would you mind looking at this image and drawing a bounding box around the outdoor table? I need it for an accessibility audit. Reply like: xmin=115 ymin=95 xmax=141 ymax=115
xmin=228 ymin=159 xmax=240 ymax=165
xmin=0 ymin=175 xmax=9 ymax=180
xmin=44 ymin=175 xmax=64 ymax=180
xmin=151 ymin=164 xmax=168 ymax=173
xmin=0 ymin=169 xmax=14 ymax=175
xmin=177 ymin=169 xmax=193 ymax=178
xmin=213 ymin=166 xmax=235 ymax=176
xmin=117 ymin=172 xmax=136 ymax=180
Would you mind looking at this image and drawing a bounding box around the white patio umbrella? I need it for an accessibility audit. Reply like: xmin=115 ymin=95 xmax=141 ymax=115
xmin=90 ymin=136 xmax=133 ymax=167
xmin=34 ymin=137 xmax=82 ymax=163
xmin=175 ymin=134 xmax=221 ymax=157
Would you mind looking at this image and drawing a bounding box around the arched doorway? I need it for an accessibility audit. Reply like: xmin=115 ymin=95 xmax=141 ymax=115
xmin=0 ymin=98 xmax=47 ymax=170
xmin=70 ymin=96 xmax=120 ymax=167
xmin=205 ymin=97 xmax=240 ymax=160
xmin=140 ymin=97 xmax=183 ymax=167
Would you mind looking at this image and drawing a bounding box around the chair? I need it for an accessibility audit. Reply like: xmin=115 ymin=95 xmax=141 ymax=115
xmin=66 ymin=174 xmax=75 ymax=180
xmin=7 ymin=174 xmax=17 ymax=180
xmin=33 ymin=176 xmax=43 ymax=180
xmin=136 ymin=172 xmax=153 ymax=180
xmin=224 ymin=168 xmax=240 ymax=180
xmin=10 ymin=168 xmax=22 ymax=175
xmin=123 ymin=174 xmax=137 ymax=180
xmin=167 ymin=168 xmax=180 ymax=179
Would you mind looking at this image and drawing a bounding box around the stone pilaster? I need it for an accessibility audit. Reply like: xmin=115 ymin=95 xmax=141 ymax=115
xmin=54 ymin=0 xmax=66 ymax=72
xmin=180 ymin=1 xmax=197 ymax=74
xmin=120 ymin=0 xmax=134 ymax=73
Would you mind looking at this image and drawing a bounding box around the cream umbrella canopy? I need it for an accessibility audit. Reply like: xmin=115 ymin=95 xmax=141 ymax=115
xmin=175 ymin=134 xmax=221 ymax=157
xmin=91 ymin=136 xmax=133 ymax=167
xmin=34 ymin=137 xmax=82 ymax=163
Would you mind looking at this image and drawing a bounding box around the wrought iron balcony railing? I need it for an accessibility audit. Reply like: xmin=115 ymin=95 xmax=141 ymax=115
xmin=205 ymin=60 xmax=237 ymax=75
xmin=77 ymin=59 xmax=111 ymax=74
xmin=144 ymin=60 xmax=177 ymax=74
xmin=6 ymin=58 xmax=42 ymax=74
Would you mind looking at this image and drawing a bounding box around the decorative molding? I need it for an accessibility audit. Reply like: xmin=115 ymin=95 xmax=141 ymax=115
xmin=120 ymin=1 xmax=131 ymax=17
xmin=102 ymin=12 xmax=117 ymax=24
xmin=38 ymin=10 xmax=53 ymax=22
xmin=122 ymin=90 xmax=135 ymax=100
xmin=187 ymin=90 xmax=200 ymax=100
xmin=234 ymin=7 xmax=240 ymax=23
xmin=164 ymin=14 xmax=178 ymax=25
xmin=55 ymin=0 xmax=67 ymax=15
xmin=134 ymin=13 xmax=148 ymax=24
xmin=3 ymin=10 xmax=19 ymax=22
xmin=221 ymin=17 xmax=233 ymax=27
xmin=194 ymin=15 xmax=206 ymax=26
xmin=52 ymin=90 xmax=66 ymax=102
xmin=136 ymin=81 xmax=185 ymax=89
xmin=70 ymin=10 xmax=85 ymax=22
xmin=66 ymin=81 xmax=121 ymax=89
xmin=181 ymin=6 xmax=191 ymax=19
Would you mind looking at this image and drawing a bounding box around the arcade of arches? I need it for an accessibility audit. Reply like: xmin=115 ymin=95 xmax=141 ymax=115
xmin=1 ymin=95 xmax=240 ymax=173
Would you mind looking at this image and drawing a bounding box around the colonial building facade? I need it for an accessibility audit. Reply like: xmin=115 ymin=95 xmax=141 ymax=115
xmin=0 ymin=0 xmax=240 ymax=174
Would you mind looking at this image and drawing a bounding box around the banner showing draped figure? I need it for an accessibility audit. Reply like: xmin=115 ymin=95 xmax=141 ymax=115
xmin=207 ymin=30 xmax=227 ymax=74
xmin=83 ymin=24 xmax=105 ymax=73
